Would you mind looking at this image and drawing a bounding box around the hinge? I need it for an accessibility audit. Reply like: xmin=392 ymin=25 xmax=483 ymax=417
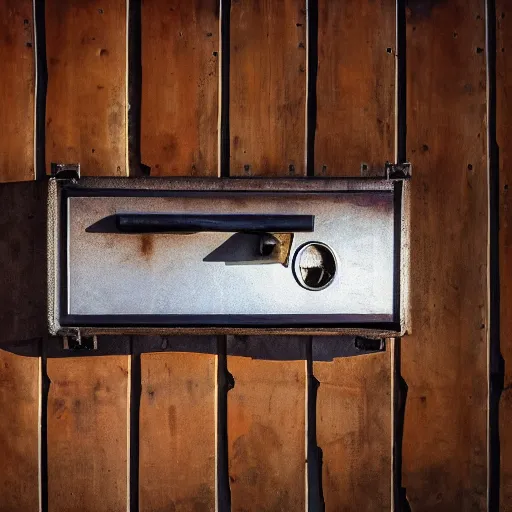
xmin=360 ymin=162 xmax=412 ymax=179
xmin=63 ymin=329 xmax=97 ymax=351
xmin=50 ymin=163 xmax=80 ymax=182
xmin=385 ymin=162 xmax=411 ymax=180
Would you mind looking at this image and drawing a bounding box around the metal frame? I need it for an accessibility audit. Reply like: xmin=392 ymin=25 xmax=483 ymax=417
xmin=48 ymin=176 xmax=410 ymax=338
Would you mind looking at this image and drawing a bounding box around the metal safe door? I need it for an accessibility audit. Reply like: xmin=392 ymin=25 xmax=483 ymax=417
xmin=48 ymin=177 xmax=407 ymax=334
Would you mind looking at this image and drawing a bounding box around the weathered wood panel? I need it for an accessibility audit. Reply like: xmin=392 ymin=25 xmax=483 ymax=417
xmin=45 ymin=4 xmax=131 ymax=510
xmin=141 ymin=0 xmax=219 ymax=176
xmin=139 ymin=2 xmax=221 ymax=495
xmin=314 ymin=0 xmax=395 ymax=176
xmin=0 ymin=181 xmax=46 ymax=511
xmin=138 ymin=339 xmax=217 ymax=511
xmin=46 ymin=0 xmax=127 ymax=176
xmin=47 ymin=355 xmax=129 ymax=512
xmin=313 ymin=345 xmax=392 ymax=511
xmin=497 ymin=2 xmax=512 ymax=509
xmin=230 ymin=0 xmax=306 ymax=176
xmin=401 ymin=1 xmax=488 ymax=510
xmin=227 ymin=336 xmax=306 ymax=511
xmin=312 ymin=2 xmax=394 ymax=508
xmin=227 ymin=12 xmax=307 ymax=501
xmin=0 ymin=0 xmax=35 ymax=182
xmin=0 ymin=348 xmax=40 ymax=511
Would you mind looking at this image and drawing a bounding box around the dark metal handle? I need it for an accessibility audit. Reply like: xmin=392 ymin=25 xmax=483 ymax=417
xmin=115 ymin=213 xmax=315 ymax=234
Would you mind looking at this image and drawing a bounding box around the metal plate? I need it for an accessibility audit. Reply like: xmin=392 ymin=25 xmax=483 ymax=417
xmin=48 ymin=178 xmax=408 ymax=335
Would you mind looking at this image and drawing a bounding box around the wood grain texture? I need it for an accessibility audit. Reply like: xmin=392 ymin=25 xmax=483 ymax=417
xmin=311 ymin=2 xmax=394 ymax=507
xmin=139 ymin=343 xmax=216 ymax=511
xmin=313 ymin=347 xmax=392 ymax=511
xmin=312 ymin=343 xmax=392 ymax=511
xmin=497 ymin=2 xmax=512 ymax=509
xmin=314 ymin=0 xmax=395 ymax=177
xmin=227 ymin=336 xmax=306 ymax=511
xmin=47 ymin=355 xmax=129 ymax=512
xmin=0 ymin=349 xmax=40 ymax=511
xmin=46 ymin=0 xmax=127 ymax=176
xmin=401 ymin=1 xmax=488 ymax=510
xmin=230 ymin=0 xmax=306 ymax=176
xmin=141 ymin=0 xmax=219 ymax=176
xmin=0 ymin=0 xmax=35 ymax=182
xmin=227 ymin=22 xmax=307 ymax=502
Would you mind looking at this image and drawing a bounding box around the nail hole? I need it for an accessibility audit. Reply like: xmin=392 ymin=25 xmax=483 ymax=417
xmin=467 ymin=164 xmax=473 ymax=171
xmin=386 ymin=47 xmax=392 ymax=53
xmin=476 ymin=47 xmax=484 ymax=53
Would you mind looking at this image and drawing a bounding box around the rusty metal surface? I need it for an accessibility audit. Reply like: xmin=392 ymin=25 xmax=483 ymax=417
xmin=48 ymin=177 xmax=409 ymax=336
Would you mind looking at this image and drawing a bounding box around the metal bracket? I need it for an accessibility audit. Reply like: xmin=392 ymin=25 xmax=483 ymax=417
xmin=360 ymin=162 xmax=411 ymax=179
xmin=354 ymin=336 xmax=385 ymax=352
xmin=385 ymin=162 xmax=411 ymax=180
xmin=51 ymin=163 xmax=80 ymax=183
xmin=63 ymin=329 xmax=97 ymax=351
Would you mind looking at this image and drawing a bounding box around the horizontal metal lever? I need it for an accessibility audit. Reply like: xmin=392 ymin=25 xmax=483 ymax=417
xmin=115 ymin=213 xmax=315 ymax=234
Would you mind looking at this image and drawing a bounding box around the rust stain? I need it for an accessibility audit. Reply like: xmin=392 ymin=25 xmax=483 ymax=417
xmin=140 ymin=234 xmax=154 ymax=259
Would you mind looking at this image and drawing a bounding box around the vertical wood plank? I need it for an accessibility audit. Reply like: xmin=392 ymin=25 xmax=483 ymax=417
xmin=0 ymin=181 xmax=46 ymax=511
xmin=227 ymin=6 xmax=307 ymax=506
xmin=45 ymin=0 xmax=127 ymax=176
xmin=313 ymin=347 xmax=392 ymax=511
xmin=314 ymin=0 xmax=395 ymax=177
xmin=497 ymin=2 xmax=512 ymax=509
xmin=230 ymin=0 xmax=306 ymax=176
xmin=138 ymin=338 xmax=217 ymax=511
xmin=141 ymin=0 xmax=219 ymax=177
xmin=47 ymin=355 xmax=129 ymax=512
xmin=45 ymin=2 xmax=131 ymax=510
xmin=227 ymin=336 xmax=306 ymax=511
xmin=0 ymin=349 xmax=40 ymax=511
xmin=137 ymin=8 xmax=221 ymax=506
xmin=312 ymin=2 xmax=395 ymax=509
xmin=401 ymin=1 xmax=488 ymax=510
xmin=138 ymin=4 xmax=221 ymax=499
xmin=0 ymin=0 xmax=35 ymax=182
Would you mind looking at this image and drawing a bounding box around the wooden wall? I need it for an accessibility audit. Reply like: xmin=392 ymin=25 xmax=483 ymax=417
xmin=0 ymin=1 xmax=507 ymax=511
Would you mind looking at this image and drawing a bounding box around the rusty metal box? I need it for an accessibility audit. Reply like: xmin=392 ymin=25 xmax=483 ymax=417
xmin=48 ymin=177 xmax=409 ymax=337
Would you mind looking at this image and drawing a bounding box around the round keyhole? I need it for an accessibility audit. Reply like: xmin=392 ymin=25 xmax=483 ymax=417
xmin=293 ymin=242 xmax=337 ymax=291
